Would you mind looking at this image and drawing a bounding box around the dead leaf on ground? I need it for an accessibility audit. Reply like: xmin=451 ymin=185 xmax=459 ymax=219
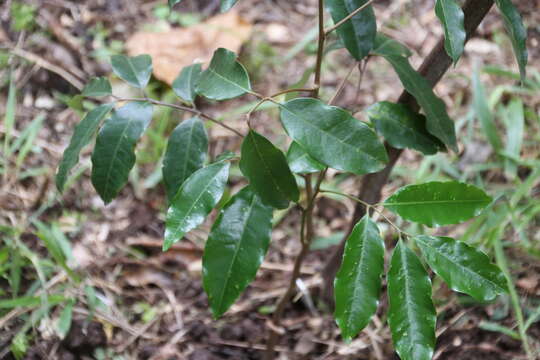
xmin=126 ymin=11 xmax=253 ymax=85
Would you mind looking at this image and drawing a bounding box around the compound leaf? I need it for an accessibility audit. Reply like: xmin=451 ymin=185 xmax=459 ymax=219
xmin=164 ymin=161 xmax=230 ymax=251
xmin=286 ymin=141 xmax=326 ymax=174
xmin=111 ymin=54 xmax=152 ymax=89
xmin=172 ymin=63 xmax=202 ymax=104
xmin=379 ymin=54 xmax=458 ymax=152
xmin=326 ymin=0 xmax=377 ymax=60
xmin=367 ymin=101 xmax=444 ymax=155
xmin=384 ymin=181 xmax=493 ymax=227
xmin=435 ymin=0 xmax=466 ymax=64
xmin=240 ymin=130 xmax=299 ymax=209
xmin=203 ymin=186 xmax=273 ymax=318
xmin=82 ymin=77 xmax=112 ymax=97
xmin=334 ymin=216 xmax=385 ymax=341
xmin=56 ymin=103 xmax=113 ymax=192
xmin=415 ymin=235 xmax=507 ymax=301
xmin=162 ymin=117 xmax=208 ymax=201
xmin=280 ymin=98 xmax=388 ymax=175
xmin=494 ymin=0 xmax=528 ymax=81
xmin=388 ymin=241 xmax=436 ymax=360
xmin=196 ymin=48 xmax=251 ymax=101
xmin=91 ymin=102 xmax=153 ymax=203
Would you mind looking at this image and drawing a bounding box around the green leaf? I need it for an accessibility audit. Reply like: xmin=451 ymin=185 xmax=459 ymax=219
xmin=240 ymin=130 xmax=299 ymax=209
xmin=326 ymin=0 xmax=377 ymax=60
xmin=162 ymin=117 xmax=208 ymax=201
xmin=435 ymin=0 xmax=465 ymax=64
xmin=367 ymin=101 xmax=444 ymax=155
xmin=82 ymin=77 xmax=112 ymax=97
xmin=286 ymin=141 xmax=326 ymax=174
xmin=334 ymin=216 xmax=385 ymax=341
xmin=111 ymin=54 xmax=153 ymax=89
xmin=203 ymin=186 xmax=273 ymax=318
xmin=472 ymin=67 xmax=503 ymax=152
xmin=0 ymin=294 xmax=66 ymax=309
xmin=379 ymin=54 xmax=458 ymax=152
xmin=55 ymin=300 xmax=74 ymax=339
xmin=196 ymin=48 xmax=251 ymax=101
xmin=415 ymin=236 xmax=507 ymax=301
xmin=384 ymin=181 xmax=493 ymax=227
xmin=169 ymin=0 xmax=183 ymax=8
xmin=172 ymin=63 xmax=202 ymax=104
xmin=494 ymin=0 xmax=528 ymax=81
xmin=280 ymin=98 xmax=388 ymax=175
xmin=502 ymin=99 xmax=524 ymax=178
xmin=220 ymin=0 xmax=240 ymax=12
xmin=371 ymin=33 xmax=412 ymax=57
xmin=91 ymin=102 xmax=153 ymax=203
xmin=388 ymin=241 xmax=436 ymax=360
xmin=56 ymin=104 xmax=113 ymax=192
xmin=164 ymin=161 xmax=230 ymax=251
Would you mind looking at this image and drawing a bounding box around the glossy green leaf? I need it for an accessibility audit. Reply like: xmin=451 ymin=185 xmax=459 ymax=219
xmin=415 ymin=235 xmax=507 ymax=301
xmin=240 ymin=130 xmax=299 ymax=209
xmin=172 ymin=63 xmax=202 ymax=104
xmin=56 ymin=104 xmax=113 ymax=192
xmin=164 ymin=161 xmax=230 ymax=251
xmin=220 ymin=0 xmax=239 ymax=12
xmin=384 ymin=181 xmax=493 ymax=227
xmin=196 ymin=48 xmax=251 ymax=101
xmin=472 ymin=67 xmax=503 ymax=152
xmin=82 ymin=77 xmax=112 ymax=97
xmin=162 ymin=117 xmax=208 ymax=201
xmin=371 ymin=33 xmax=412 ymax=57
xmin=435 ymin=0 xmax=465 ymax=64
xmin=367 ymin=101 xmax=444 ymax=155
xmin=111 ymin=54 xmax=152 ymax=89
xmin=326 ymin=0 xmax=377 ymax=60
xmin=203 ymin=186 xmax=273 ymax=318
xmin=280 ymin=98 xmax=388 ymax=175
xmin=388 ymin=241 xmax=436 ymax=360
xmin=91 ymin=102 xmax=153 ymax=203
xmin=169 ymin=0 xmax=183 ymax=8
xmin=379 ymin=54 xmax=458 ymax=152
xmin=494 ymin=0 xmax=528 ymax=81
xmin=334 ymin=216 xmax=385 ymax=341
xmin=286 ymin=141 xmax=326 ymax=174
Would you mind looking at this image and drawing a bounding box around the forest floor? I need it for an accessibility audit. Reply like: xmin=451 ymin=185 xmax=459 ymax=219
xmin=1 ymin=0 xmax=540 ymax=359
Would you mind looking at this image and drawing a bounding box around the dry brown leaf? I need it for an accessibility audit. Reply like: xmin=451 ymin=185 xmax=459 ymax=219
xmin=126 ymin=11 xmax=253 ymax=85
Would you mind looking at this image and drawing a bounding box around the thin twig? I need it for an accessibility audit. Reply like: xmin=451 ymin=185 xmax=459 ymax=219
xmin=324 ymin=0 xmax=376 ymax=35
xmin=112 ymin=96 xmax=244 ymax=137
xmin=328 ymin=61 xmax=358 ymax=105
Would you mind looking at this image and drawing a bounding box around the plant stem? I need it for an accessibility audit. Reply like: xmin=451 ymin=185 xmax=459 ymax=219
xmin=324 ymin=0 xmax=376 ymax=35
xmin=312 ymin=0 xmax=326 ymax=98
xmin=112 ymin=96 xmax=244 ymax=137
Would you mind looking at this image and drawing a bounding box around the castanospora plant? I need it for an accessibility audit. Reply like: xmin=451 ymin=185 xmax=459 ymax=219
xmin=56 ymin=0 xmax=529 ymax=358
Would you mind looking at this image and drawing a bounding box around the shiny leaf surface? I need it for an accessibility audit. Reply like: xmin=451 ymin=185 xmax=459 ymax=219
xmin=435 ymin=0 xmax=465 ymax=64
xmin=371 ymin=33 xmax=412 ymax=57
xmin=326 ymin=0 xmax=377 ymax=60
xmin=380 ymin=54 xmax=458 ymax=152
xmin=172 ymin=63 xmax=202 ymax=104
xmin=196 ymin=48 xmax=251 ymax=101
xmin=162 ymin=117 xmax=208 ymax=201
xmin=286 ymin=141 xmax=326 ymax=174
xmin=240 ymin=130 xmax=299 ymax=209
xmin=91 ymin=102 xmax=153 ymax=203
xmin=111 ymin=54 xmax=152 ymax=89
xmin=384 ymin=181 xmax=493 ymax=227
xmin=203 ymin=186 xmax=273 ymax=318
xmin=280 ymin=98 xmax=388 ymax=175
xmin=415 ymin=235 xmax=507 ymax=301
xmin=388 ymin=241 xmax=436 ymax=360
xmin=82 ymin=77 xmax=112 ymax=97
xmin=494 ymin=0 xmax=528 ymax=81
xmin=56 ymin=104 xmax=113 ymax=192
xmin=367 ymin=101 xmax=444 ymax=155
xmin=164 ymin=161 xmax=230 ymax=251
xmin=334 ymin=216 xmax=385 ymax=341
